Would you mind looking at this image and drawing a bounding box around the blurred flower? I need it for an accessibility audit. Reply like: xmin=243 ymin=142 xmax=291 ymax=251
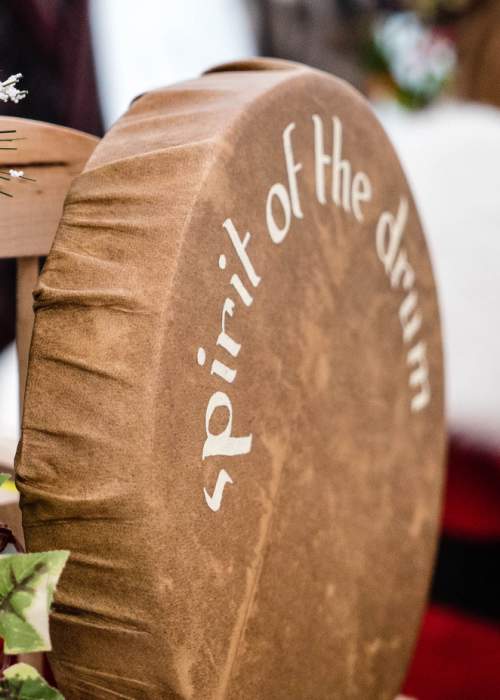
xmin=0 ymin=74 xmax=27 ymax=104
xmin=372 ymin=12 xmax=456 ymax=107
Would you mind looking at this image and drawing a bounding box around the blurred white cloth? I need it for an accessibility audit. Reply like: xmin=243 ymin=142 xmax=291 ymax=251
xmin=378 ymin=100 xmax=500 ymax=447
xmin=90 ymin=0 xmax=258 ymax=128
xmin=0 ymin=343 xmax=19 ymax=468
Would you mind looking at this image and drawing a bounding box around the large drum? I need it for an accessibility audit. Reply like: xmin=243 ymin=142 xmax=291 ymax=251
xmin=16 ymin=59 xmax=445 ymax=699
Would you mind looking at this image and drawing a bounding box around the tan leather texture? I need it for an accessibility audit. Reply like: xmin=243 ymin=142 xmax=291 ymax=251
xmin=16 ymin=59 xmax=445 ymax=699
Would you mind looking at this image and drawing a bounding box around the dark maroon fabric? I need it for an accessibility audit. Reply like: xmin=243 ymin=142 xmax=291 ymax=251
xmin=443 ymin=436 xmax=500 ymax=539
xmin=404 ymin=436 xmax=500 ymax=699
xmin=0 ymin=0 xmax=103 ymax=135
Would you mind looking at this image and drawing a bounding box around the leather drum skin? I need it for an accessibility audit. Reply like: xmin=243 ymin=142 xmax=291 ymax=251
xmin=16 ymin=59 xmax=445 ymax=699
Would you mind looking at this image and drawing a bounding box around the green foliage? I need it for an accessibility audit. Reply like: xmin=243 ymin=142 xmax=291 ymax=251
xmin=0 ymin=551 xmax=69 ymax=655
xmin=1 ymin=662 xmax=63 ymax=699
xmin=0 ymin=474 xmax=11 ymax=488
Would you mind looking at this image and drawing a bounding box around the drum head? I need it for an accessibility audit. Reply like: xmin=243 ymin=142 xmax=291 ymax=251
xmin=17 ymin=59 xmax=445 ymax=699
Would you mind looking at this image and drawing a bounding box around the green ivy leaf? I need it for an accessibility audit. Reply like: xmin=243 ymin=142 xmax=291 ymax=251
xmin=1 ymin=662 xmax=64 ymax=699
xmin=0 ymin=473 xmax=12 ymax=488
xmin=0 ymin=550 xmax=69 ymax=654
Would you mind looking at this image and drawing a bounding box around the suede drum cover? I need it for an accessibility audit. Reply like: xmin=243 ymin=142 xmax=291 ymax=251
xmin=16 ymin=60 xmax=445 ymax=699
